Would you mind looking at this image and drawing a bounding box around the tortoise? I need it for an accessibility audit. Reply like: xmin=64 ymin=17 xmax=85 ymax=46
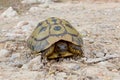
xmin=27 ymin=17 xmax=84 ymax=60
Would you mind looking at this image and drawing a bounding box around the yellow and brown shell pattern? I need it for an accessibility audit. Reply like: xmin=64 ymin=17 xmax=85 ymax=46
xmin=27 ymin=17 xmax=83 ymax=57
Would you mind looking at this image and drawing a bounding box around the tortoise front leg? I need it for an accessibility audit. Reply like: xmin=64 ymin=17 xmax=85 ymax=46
xmin=60 ymin=51 xmax=73 ymax=57
xmin=41 ymin=45 xmax=55 ymax=62
xmin=68 ymin=43 xmax=84 ymax=57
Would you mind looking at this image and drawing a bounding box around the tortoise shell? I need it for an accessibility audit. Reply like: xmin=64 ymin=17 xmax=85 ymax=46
xmin=27 ymin=17 xmax=83 ymax=56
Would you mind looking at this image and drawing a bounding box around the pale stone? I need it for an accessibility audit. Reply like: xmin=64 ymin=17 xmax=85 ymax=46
xmin=0 ymin=49 xmax=11 ymax=58
xmin=1 ymin=7 xmax=18 ymax=18
xmin=93 ymin=51 xmax=105 ymax=58
xmin=62 ymin=62 xmax=81 ymax=70
xmin=10 ymin=53 xmax=21 ymax=61
xmin=5 ymin=21 xmax=33 ymax=38
xmin=56 ymin=72 xmax=67 ymax=78
xmin=16 ymin=21 xmax=29 ymax=29
xmin=22 ymin=0 xmax=41 ymax=4
xmin=29 ymin=7 xmax=39 ymax=12
xmin=22 ymin=56 xmax=43 ymax=70
xmin=10 ymin=61 xmax=23 ymax=68
xmin=22 ymin=0 xmax=53 ymax=4
xmin=81 ymin=66 xmax=120 ymax=80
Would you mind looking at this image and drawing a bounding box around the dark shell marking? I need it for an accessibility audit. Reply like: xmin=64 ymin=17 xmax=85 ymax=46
xmin=32 ymin=18 xmax=78 ymax=41
xmin=54 ymin=26 xmax=61 ymax=31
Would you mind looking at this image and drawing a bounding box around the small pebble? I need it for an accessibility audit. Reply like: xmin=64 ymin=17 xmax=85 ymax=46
xmin=88 ymin=38 xmax=94 ymax=44
xmin=11 ymin=62 xmax=23 ymax=68
xmin=111 ymin=69 xmax=118 ymax=72
xmin=0 ymin=49 xmax=11 ymax=58
xmin=81 ymin=30 xmax=88 ymax=37
xmin=93 ymin=51 xmax=105 ymax=58
xmin=71 ymin=64 xmax=80 ymax=70
xmin=10 ymin=53 xmax=21 ymax=59
xmin=56 ymin=72 xmax=67 ymax=80
xmin=29 ymin=7 xmax=39 ymax=12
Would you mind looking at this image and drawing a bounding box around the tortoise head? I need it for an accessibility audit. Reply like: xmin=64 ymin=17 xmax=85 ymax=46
xmin=55 ymin=40 xmax=68 ymax=52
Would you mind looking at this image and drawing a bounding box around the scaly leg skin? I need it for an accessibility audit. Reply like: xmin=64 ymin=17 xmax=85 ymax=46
xmin=41 ymin=45 xmax=55 ymax=64
xmin=47 ymin=52 xmax=59 ymax=59
xmin=31 ymin=51 xmax=41 ymax=57
xmin=60 ymin=51 xmax=73 ymax=57
xmin=68 ymin=43 xmax=84 ymax=59
xmin=47 ymin=51 xmax=73 ymax=62
xmin=47 ymin=51 xmax=73 ymax=59
xmin=47 ymin=51 xmax=73 ymax=61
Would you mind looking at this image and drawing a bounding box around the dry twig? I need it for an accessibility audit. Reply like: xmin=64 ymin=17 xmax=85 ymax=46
xmin=84 ymin=54 xmax=119 ymax=64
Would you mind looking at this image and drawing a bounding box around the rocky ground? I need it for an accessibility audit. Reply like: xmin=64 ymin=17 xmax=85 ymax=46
xmin=0 ymin=1 xmax=120 ymax=80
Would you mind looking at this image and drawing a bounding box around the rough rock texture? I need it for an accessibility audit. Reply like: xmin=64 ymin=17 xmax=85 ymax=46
xmin=22 ymin=0 xmax=53 ymax=4
xmin=0 ymin=1 xmax=120 ymax=80
xmin=1 ymin=7 xmax=18 ymax=18
xmin=0 ymin=49 xmax=11 ymax=58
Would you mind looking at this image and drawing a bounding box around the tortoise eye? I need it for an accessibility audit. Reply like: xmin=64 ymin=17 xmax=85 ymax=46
xmin=39 ymin=27 xmax=47 ymax=32
xmin=54 ymin=26 xmax=61 ymax=31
